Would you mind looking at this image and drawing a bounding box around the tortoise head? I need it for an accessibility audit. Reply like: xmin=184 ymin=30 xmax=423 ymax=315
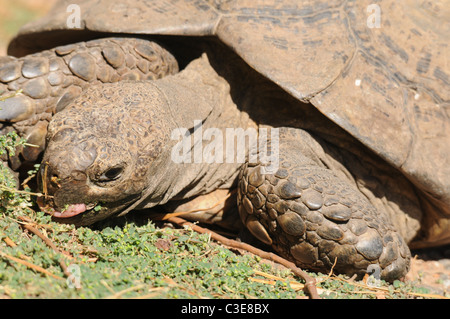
xmin=38 ymin=81 xmax=174 ymax=225
xmin=37 ymin=55 xmax=235 ymax=226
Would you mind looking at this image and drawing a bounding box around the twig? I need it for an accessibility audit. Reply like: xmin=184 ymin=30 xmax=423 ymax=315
xmin=103 ymin=284 xmax=147 ymax=299
xmin=23 ymin=143 xmax=39 ymax=148
xmin=21 ymin=173 xmax=37 ymax=188
xmin=251 ymin=270 xmax=306 ymax=291
xmin=330 ymin=274 xmax=450 ymax=299
xmin=3 ymin=236 xmax=17 ymax=247
xmin=157 ymin=215 xmax=321 ymax=299
xmin=134 ymin=287 xmax=169 ymax=299
xmin=0 ymin=185 xmax=47 ymax=197
xmin=42 ymin=162 xmax=49 ymax=200
xmin=317 ymin=257 xmax=337 ymax=284
xmin=100 ymin=280 xmax=116 ymax=295
xmin=0 ymin=251 xmax=64 ymax=281
xmin=17 ymin=216 xmax=71 ymax=278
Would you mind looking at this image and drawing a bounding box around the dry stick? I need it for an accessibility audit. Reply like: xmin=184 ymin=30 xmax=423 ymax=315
xmin=42 ymin=163 xmax=49 ymax=200
xmin=0 ymin=251 xmax=64 ymax=281
xmin=17 ymin=216 xmax=71 ymax=279
xmin=3 ymin=236 xmax=17 ymax=248
xmin=134 ymin=287 xmax=169 ymax=299
xmin=251 ymin=269 xmax=307 ymax=291
xmin=161 ymin=215 xmax=321 ymax=299
xmin=330 ymin=274 xmax=450 ymax=299
xmin=21 ymin=173 xmax=37 ymax=188
xmin=103 ymin=284 xmax=147 ymax=299
xmin=0 ymin=185 xmax=47 ymax=197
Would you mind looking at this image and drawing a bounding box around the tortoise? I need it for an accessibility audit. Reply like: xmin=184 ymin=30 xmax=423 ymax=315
xmin=0 ymin=0 xmax=449 ymax=282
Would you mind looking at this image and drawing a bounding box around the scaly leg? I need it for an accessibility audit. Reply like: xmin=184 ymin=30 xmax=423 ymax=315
xmin=238 ymin=127 xmax=410 ymax=281
xmin=0 ymin=37 xmax=178 ymax=169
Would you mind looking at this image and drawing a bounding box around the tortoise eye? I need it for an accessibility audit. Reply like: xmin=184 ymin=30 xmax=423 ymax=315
xmin=98 ymin=166 xmax=124 ymax=182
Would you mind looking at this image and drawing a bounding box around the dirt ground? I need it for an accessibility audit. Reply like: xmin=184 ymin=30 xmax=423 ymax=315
xmin=0 ymin=0 xmax=449 ymax=298
xmin=408 ymin=246 xmax=450 ymax=296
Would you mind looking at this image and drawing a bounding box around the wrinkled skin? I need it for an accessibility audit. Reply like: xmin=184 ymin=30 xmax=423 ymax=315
xmin=1 ymin=0 xmax=448 ymax=284
xmin=39 ymin=82 xmax=171 ymax=224
xmin=36 ymin=51 xmax=411 ymax=281
xmin=38 ymin=53 xmax=248 ymax=227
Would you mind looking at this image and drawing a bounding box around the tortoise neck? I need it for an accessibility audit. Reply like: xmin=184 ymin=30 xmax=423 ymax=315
xmin=128 ymin=55 xmax=255 ymax=211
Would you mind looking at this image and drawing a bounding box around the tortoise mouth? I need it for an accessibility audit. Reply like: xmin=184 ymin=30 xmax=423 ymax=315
xmin=37 ymin=197 xmax=95 ymax=218
xmin=36 ymin=194 xmax=141 ymax=226
xmin=51 ymin=203 xmax=91 ymax=218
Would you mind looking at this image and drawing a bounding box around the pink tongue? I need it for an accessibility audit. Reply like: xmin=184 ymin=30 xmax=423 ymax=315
xmin=53 ymin=204 xmax=87 ymax=218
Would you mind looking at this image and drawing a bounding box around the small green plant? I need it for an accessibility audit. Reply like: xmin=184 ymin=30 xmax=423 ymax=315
xmin=0 ymin=131 xmax=33 ymax=215
xmin=0 ymin=89 xmax=41 ymax=216
xmin=0 ymin=123 xmax=445 ymax=299
xmin=0 ymin=131 xmax=26 ymax=157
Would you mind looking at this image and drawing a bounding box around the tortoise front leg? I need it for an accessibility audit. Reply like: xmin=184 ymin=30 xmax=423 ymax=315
xmin=0 ymin=37 xmax=178 ymax=169
xmin=237 ymin=127 xmax=410 ymax=282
